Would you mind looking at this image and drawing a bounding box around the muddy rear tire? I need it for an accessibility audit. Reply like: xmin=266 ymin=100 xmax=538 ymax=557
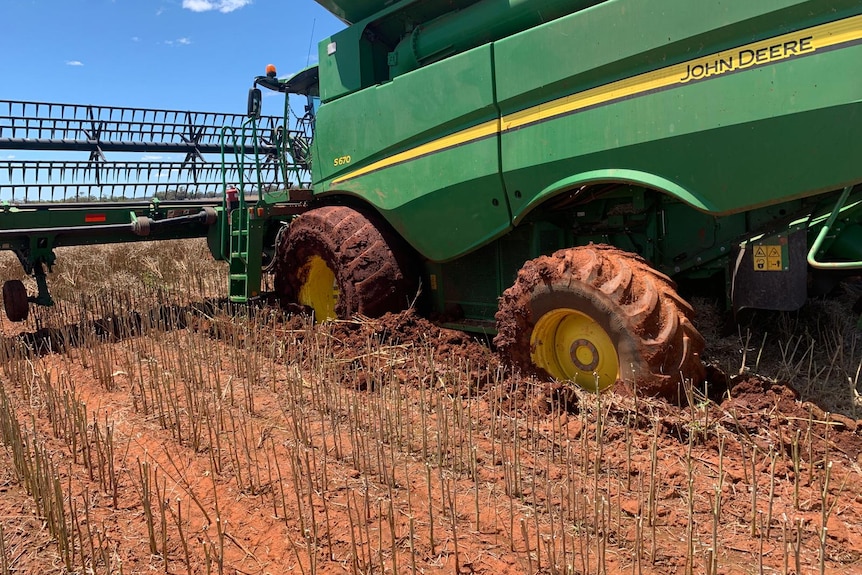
xmin=494 ymin=245 xmax=705 ymax=399
xmin=3 ymin=280 xmax=29 ymax=322
xmin=274 ymin=206 xmax=417 ymax=320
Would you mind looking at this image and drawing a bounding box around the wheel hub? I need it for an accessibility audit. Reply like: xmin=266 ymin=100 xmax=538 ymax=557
xmin=570 ymin=338 xmax=600 ymax=371
xmin=297 ymin=255 xmax=339 ymax=321
xmin=530 ymin=308 xmax=619 ymax=392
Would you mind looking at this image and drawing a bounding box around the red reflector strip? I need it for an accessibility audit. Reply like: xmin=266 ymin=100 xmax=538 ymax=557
xmin=85 ymin=214 xmax=107 ymax=223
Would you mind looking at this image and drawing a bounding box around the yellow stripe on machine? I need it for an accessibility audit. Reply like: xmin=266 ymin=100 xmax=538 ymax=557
xmin=503 ymin=14 xmax=862 ymax=131
xmin=332 ymin=14 xmax=862 ymax=186
xmin=332 ymin=119 xmax=499 ymax=184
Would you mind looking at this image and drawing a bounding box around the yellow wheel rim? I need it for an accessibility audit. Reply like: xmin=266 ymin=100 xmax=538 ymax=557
xmin=297 ymin=255 xmax=339 ymax=321
xmin=530 ymin=308 xmax=619 ymax=392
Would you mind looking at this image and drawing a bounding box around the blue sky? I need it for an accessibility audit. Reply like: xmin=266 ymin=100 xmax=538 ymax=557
xmin=0 ymin=0 xmax=344 ymax=115
xmin=0 ymin=1 xmax=345 ymax=199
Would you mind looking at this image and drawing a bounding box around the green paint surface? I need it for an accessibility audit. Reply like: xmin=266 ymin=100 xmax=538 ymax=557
xmin=298 ymin=0 xmax=862 ymax=321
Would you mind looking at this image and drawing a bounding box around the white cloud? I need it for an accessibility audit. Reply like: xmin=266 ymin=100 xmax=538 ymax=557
xmin=177 ymin=37 xmax=192 ymax=45
xmin=66 ymin=60 xmax=84 ymax=66
xmin=3 ymin=155 xmax=15 ymax=160
xmin=141 ymin=155 xmax=163 ymax=161
xmin=182 ymin=0 xmax=212 ymax=11
xmin=182 ymin=0 xmax=251 ymax=13
xmin=131 ymin=36 xmax=140 ymax=42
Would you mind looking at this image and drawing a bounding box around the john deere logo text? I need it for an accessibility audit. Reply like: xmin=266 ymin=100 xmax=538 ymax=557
xmin=679 ymin=36 xmax=814 ymax=83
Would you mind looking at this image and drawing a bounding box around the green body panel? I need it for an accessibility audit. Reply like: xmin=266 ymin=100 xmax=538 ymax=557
xmin=313 ymin=46 xmax=512 ymax=261
xmin=313 ymin=0 xmax=862 ymax=265
xmin=830 ymin=224 xmax=862 ymax=262
xmin=318 ymin=25 xmax=391 ymax=102
xmin=430 ymin=220 xmax=565 ymax=326
xmin=315 ymin=45 xmax=497 ymax=182
xmin=492 ymin=0 xmax=856 ymax=106
xmin=337 ymin=140 xmax=510 ymax=262
xmin=387 ymin=0 xmax=603 ymax=77
xmin=496 ymin=0 xmax=862 ymax=221
xmin=317 ymin=0 xmax=604 ymax=101
xmin=505 ymin=97 xmax=862 ymax=221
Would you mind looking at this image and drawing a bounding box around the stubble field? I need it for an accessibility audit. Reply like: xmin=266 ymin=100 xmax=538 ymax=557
xmin=0 ymin=239 xmax=860 ymax=575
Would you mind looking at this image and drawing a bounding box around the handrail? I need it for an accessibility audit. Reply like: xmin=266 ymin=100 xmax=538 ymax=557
xmin=806 ymin=185 xmax=862 ymax=269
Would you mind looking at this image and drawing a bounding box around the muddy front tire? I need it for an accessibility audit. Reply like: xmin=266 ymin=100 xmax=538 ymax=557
xmin=494 ymin=245 xmax=705 ymax=399
xmin=274 ymin=206 xmax=417 ymax=320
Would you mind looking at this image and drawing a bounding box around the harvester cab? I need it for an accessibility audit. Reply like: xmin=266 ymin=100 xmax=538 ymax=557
xmin=250 ymin=64 xmax=319 ymax=170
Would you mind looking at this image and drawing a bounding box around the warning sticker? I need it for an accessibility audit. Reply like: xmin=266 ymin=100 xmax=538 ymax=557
xmin=753 ymin=244 xmax=783 ymax=271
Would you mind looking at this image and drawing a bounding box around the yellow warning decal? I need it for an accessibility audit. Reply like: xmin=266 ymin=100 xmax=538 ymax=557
xmin=753 ymin=245 xmax=784 ymax=271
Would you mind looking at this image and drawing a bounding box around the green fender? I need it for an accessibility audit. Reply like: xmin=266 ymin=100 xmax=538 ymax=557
xmin=512 ymin=169 xmax=718 ymax=225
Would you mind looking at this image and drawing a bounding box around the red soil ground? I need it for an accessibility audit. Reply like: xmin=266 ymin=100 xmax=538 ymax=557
xmin=0 ymin=307 xmax=859 ymax=574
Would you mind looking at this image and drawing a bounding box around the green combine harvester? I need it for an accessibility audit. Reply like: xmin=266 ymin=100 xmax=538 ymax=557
xmin=3 ymin=0 xmax=862 ymax=398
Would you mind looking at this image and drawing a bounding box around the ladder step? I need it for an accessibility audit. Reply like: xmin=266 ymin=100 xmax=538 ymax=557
xmin=228 ymin=212 xmax=254 ymax=301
